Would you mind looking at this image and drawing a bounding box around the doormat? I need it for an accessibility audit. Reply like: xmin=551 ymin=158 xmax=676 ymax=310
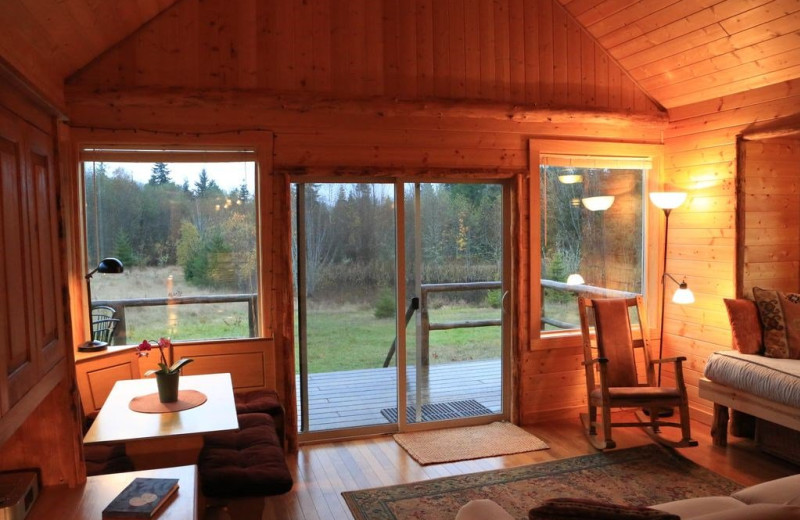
xmin=380 ymin=399 xmax=492 ymax=424
xmin=393 ymin=421 xmax=549 ymax=465
xmin=342 ymin=443 xmax=740 ymax=520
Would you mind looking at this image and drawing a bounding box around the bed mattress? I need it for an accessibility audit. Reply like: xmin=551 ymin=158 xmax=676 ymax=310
xmin=704 ymin=350 xmax=800 ymax=408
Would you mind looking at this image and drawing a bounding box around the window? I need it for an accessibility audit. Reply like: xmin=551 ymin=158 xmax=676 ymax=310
xmin=533 ymin=141 xmax=661 ymax=334
xmin=82 ymin=148 xmax=259 ymax=345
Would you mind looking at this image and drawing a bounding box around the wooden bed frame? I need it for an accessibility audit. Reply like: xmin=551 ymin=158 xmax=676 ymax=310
xmin=699 ymin=377 xmax=800 ymax=447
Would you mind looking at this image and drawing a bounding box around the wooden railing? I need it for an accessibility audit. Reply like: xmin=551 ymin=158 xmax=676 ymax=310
xmin=93 ymin=293 xmax=258 ymax=345
xmin=540 ymin=279 xmax=638 ymax=329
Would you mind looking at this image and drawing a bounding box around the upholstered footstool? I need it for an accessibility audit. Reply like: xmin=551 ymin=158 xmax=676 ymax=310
xmin=198 ymin=412 xmax=293 ymax=519
xmin=233 ymin=389 xmax=285 ymax=444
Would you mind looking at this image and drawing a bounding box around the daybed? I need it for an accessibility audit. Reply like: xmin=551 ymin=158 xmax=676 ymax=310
xmin=455 ymin=473 xmax=800 ymax=519
xmin=699 ymin=288 xmax=800 ymax=456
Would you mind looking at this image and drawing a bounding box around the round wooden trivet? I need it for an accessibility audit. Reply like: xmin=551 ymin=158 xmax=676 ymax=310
xmin=128 ymin=389 xmax=208 ymax=413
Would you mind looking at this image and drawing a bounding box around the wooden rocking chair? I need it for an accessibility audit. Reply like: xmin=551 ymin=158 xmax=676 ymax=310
xmin=578 ymin=295 xmax=697 ymax=450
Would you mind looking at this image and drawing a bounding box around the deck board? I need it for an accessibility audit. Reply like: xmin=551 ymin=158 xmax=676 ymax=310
xmin=297 ymin=359 xmax=502 ymax=431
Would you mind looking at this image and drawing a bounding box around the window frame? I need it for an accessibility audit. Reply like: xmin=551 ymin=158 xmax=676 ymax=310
xmin=528 ymin=138 xmax=664 ymax=349
xmin=69 ymin=130 xmax=274 ymax=350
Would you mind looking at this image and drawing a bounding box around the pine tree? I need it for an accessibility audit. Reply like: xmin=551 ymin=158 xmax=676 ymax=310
xmin=149 ymin=162 xmax=171 ymax=185
xmin=238 ymin=180 xmax=250 ymax=202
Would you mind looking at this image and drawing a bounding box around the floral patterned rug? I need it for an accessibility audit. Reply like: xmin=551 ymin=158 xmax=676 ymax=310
xmin=342 ymin=444 xmax=741 ymax=520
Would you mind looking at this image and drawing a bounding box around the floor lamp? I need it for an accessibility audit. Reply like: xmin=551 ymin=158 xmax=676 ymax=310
xmin=649 ymin=192 xmax=693 ymax=388
xmin=79 ymin=257 xmax=124 ymax=352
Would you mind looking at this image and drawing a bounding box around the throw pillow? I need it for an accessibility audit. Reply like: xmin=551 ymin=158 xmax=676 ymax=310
xmin=752 ymin=287 xmax=790 ymax=359
xmin=723 ymin=298 xmax=763 ymax=354
xmin=779 ymin=291 xmax=800 ymax=359
xmin=528 ymin=498 xmax=680 ymax=520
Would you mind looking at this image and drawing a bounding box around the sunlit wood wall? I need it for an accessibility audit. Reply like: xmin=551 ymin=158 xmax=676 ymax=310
xmin=663 ymin=78 xmax=800 ymax=424
xmin=67 ymin=0 xmax=660 ymax=114
xmin=738 ymin=137 xmax=800 ymax=297
xmin=61 ymin=0 xmax=800 ymax=431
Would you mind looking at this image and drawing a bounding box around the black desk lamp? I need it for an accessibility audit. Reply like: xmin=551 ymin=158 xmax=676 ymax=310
xmin=78 ymin=257 xmax=124 ymax=352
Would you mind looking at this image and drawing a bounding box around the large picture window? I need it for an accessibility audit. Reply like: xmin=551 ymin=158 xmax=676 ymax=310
xmin=82 ymin=148 xmax=259 ymax=345
xmin=532 ymin=140 xmax=661 ymax=335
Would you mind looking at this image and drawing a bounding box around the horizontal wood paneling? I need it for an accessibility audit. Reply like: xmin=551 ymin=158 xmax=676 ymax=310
xmin=740 ymin=137 xmax=800 ymax=297
xmin=664 ymin=77 xmax=800 ymax=422
xmin=65 ymin=89 xmax=666 ymax=431
xmin=66 ymin=0 xmax=661 ymax=114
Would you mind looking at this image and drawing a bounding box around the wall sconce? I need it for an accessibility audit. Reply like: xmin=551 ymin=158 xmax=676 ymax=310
xmin=667 ymin=273 xmax=695 ymax=305
xmin=581 ymin=195 xmax=615 ymax=211
xmin=566 ymin=273 xmax=585 ymax=285
xmin=558 ymin=174 xmax=583 ymax=184
xmin=79 ymin=257 xmax=124 ymax=352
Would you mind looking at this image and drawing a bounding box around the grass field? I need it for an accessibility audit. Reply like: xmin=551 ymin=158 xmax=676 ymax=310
xmin=91 ymin=267 xmax=584 ymax=374
xmin=298 ymin=304 xmax=502 ymax=373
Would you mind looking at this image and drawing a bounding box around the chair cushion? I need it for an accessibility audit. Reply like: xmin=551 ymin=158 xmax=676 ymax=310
xmin=593 ymin=299 xmax=637 ymax=387
xmin=690 ymin=503 xmax=800 ymax=520
xmin=234 ymin=390 xmax=283 ymax=416
xmin=528 ymin=498 xmax=679 ymax=519
xmin=456 ymin=499 xmax=515 ymax=520
xmin=731 ymin=474 xmax=800 ymax=506
xmin=724 ymin=298 xmax=763 ymax=355
xmin=199 ymin=413 xmax=293 ymax=498
xmin=650 ymin=496 xmax=745 ymax=518
xmin=590 ymin=386 xmax=682 ymax=405
xmin=84 ymin=443 xmax=134 ymax=476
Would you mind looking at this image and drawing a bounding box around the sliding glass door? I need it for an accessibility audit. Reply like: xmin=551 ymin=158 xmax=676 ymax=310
xmin=293 ymin=181 xmax=508 ymax=438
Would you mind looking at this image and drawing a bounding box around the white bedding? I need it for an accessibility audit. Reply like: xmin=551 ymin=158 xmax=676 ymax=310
xmin=704 ymin=350 xmax=800 ymax=408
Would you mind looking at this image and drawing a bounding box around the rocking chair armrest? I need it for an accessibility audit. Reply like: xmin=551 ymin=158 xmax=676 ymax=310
xmin=581 ymin=357 xmax=608 ymax=367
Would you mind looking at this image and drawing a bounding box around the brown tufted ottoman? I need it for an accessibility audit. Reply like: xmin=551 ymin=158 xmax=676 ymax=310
xmin=233 ymin=389 xmax=285 ymax=445
xmin=199 ymin=412 xmax=293 ymax=519
xmin=199 ymin=412 xmax=293 ymax=498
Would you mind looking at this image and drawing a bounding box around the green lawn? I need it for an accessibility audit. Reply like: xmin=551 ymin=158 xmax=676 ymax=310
xmin=296 ymin=305 xmax=502 ymax=373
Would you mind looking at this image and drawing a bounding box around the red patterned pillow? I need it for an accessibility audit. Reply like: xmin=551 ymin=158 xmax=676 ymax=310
xmin=752 ymin=287 xmax=790 ymax=359
xmin=528 ymin=498 xmax=680 ymax=520
xmin=779 ymin=290 xmax=800 ymax=359
xmin=723 ymin=298 xmax=763 ymax=354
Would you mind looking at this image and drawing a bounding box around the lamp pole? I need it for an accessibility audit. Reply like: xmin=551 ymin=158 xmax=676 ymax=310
xmin=657 ymin=205 xmax=672 ymax=387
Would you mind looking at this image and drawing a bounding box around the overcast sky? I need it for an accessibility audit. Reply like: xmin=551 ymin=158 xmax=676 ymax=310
xmin=95 ymin=161 xmax=256 ymax=193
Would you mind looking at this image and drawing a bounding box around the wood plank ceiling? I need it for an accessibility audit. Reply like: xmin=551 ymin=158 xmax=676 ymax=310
xmin=0 ymin=0 xmax=180 ymax=103
xmin=557 ymin=0 xmax=800 ymax=109
xmin=1 ymin=0 xmax=800 ymax=111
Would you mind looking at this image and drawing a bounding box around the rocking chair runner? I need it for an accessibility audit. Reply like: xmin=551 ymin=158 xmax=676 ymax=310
xmin=578 ymin=295 xmax=697 ymax=450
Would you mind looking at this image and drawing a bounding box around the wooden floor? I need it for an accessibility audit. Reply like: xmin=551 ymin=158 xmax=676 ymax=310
xmin=297 ymin=359 xmax=502 ymax=431
xmin=226 ymin=412 xmax=800 ymax=520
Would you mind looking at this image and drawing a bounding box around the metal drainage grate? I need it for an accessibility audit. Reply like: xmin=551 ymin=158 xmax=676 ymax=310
xmin=380 ymin=399 xmax=493 ymax=424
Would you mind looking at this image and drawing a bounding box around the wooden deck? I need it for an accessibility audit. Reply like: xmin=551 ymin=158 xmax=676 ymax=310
xmin=296 ymin=358 xmax=502 ymax=431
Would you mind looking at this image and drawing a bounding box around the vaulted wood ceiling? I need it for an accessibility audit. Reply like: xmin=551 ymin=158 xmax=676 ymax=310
xmin=556 ymin=0 xmax=800 ymax=109
xmin=2 ymin=0 xmax=799 ymax=112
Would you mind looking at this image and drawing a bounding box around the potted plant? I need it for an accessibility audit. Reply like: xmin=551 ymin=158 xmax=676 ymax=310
xmin=135 ymin=338 xmax=193 ymax=403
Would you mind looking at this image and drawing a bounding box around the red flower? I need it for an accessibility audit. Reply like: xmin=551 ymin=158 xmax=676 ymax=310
xmin=136 ymin=339 xmax=152 ymax=357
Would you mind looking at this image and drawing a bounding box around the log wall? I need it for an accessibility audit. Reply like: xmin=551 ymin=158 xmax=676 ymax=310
xmin=663 ymin=78 xmax=800 ymax=424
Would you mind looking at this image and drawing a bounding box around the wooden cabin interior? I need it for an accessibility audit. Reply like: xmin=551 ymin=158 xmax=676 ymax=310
xmin=1 ymin=0 xmax=800 ymax=518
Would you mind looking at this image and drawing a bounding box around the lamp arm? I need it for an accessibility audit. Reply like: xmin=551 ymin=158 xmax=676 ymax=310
xmin=663 ymin=272 xmax=681 ymax=286
xmin=85 ymin=268 xmax=98 ymax=280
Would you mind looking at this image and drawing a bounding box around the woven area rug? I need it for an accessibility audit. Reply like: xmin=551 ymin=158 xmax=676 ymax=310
xmin=392 ymin=422 xmax=549 ymax=465
xmin=342 ymin=444 xmax=741 ymax=520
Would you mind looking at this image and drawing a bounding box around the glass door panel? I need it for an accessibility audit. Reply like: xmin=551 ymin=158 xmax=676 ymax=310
xmin=402 ymin=183 xmax=504 ymax=425
xmin=294 ymin=183 xmax=397 ymax=432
